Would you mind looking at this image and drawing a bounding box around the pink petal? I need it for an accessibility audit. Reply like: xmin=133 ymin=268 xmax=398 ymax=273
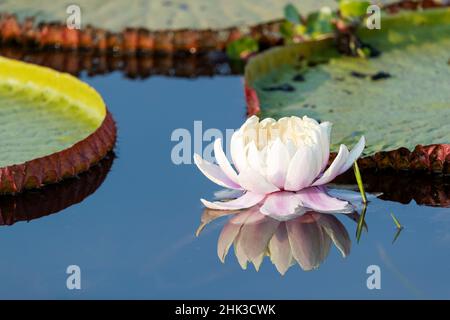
xmin=194 ymin=153 xmax=241 ymax=190
xmin=232 ymin=212 xmax=262 ymax=269
xmin=196 ymin=209 xmax=235 ymax=237
xmin=217 ymin=209 xmax=254 ymax=263
xmin=286 ymin=216 xmax=329 ymax=271
xmin=311 ymin=144 xmax=349 ymax=186
xmin=268 ymin=223 xmax=294 ymax=275
xmin=296 ymin=187 xmax=352 ymax=213
xmin=315 ymin=213 xmax=351 ymax=257
xmin=260 ymin=191 xmax=306 ymax=220
xmin=201 ymin=191 xmax=265 ymax=210
xmin=214 ymin=138 xmax=240 ymax=185
xmin=235 ymin=210 xmax=280 ymax=271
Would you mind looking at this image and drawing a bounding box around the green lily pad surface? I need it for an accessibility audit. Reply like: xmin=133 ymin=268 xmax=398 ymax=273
xmin=0 ymin=0 xmax=338 ymax=30
xmin=0 ymin=83 xmax=99 ymax=167
xmin=0 ymin=0 xmax=404 ymax=31
xmin=247 ymin=8 xmax=450 ymax=156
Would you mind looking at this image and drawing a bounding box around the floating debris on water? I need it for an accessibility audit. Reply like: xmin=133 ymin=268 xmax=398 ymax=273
xmin=350 ymin=71 xmax=392 ymax=81
xmin=292 ymin=74 xmax=305 ymax=82
xmin=262 ymin=83 xmax=296 ymax=92
xmin=350 ymin=71 xmax=368 ymax=78
xmin=371 ymin=71 xmax=392 ymax=81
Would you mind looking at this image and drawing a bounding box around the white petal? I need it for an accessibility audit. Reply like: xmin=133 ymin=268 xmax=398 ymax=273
xmin=315 ymin=213 xmax=351 ymax=257
xmin=230 ymin=132 xmax=247 ymax=173
xmin=308 ymin=127 xmax=324 ymax=166
xmin=214 ymin=138 xmax=239 ymax=184
xmin=260 ymin=117 xmax=275 ymax=125
xmin=311 ymin=144 xmax=349 ymax=186
xmin=201 ymin=191 xmax=265 ymax=210
xmin=242 ymin=115 xmax=260 ymax=128
xmin=284 ymin=144 xmax=321 ymax=191
xmin=319 ymin=121 xmax=332 ymax=171
xmin=337 ymin=136 xmax=366 ymax=175
xmin=242 ymin=115 xmax=259 ymax=143
xmin=285 ymin=139 xmax=297 ymax=159
xmin=238 ymin=167 xmax=279 ymax=194
xmin=194 ymin=153 xmax=241 ymax=190
xmin=246 ymin=141 xmax=264 ymax=174
xmin=302 ymin=115 xmax=319 ymax=125
xmin=266 ymin=139 xmax=290 ymax=188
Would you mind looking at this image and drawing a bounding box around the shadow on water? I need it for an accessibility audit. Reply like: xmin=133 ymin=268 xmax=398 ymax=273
xmin=332 ymin=169 xmax=450 ymax=208
xmin=0 ymin=152 xmax=115 ymax=226
xmin=0 ymin=45 xmax=244 ymax=79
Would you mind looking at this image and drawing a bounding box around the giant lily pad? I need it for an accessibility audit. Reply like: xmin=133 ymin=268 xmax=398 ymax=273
xmin=0 ymin=56 xmax=116 ymax=193
xmin=245 ymin=8 xmax=450 ymax=172
xmin=0 ymin=1 xmax=402 ymax=54
xmin=0 ymin=0 xmax=337 ymax=31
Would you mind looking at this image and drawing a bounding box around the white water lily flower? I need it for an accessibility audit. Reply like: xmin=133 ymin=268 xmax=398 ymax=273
xmin=194 ymin=115 xmax=365 ymax=219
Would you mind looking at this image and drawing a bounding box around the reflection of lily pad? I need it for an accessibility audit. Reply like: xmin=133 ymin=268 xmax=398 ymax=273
xmin=245 ymin=9 xmax=450 ymax=172
xmin=332 ymin=170 xmax=450 ymax=207
xmin=0 ymin=57 xmax=116 ymax=193
xmin=0 ymin=153 xmax=114 ymax=226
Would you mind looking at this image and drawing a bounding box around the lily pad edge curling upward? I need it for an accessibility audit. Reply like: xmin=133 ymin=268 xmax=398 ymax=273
xmin=244 ymin=8 xmax=450 ymax=173
xmin=0 ymin=57 xmax=117 ymax=194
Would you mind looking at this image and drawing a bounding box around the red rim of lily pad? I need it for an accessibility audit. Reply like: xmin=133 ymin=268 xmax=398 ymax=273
xmin=243 ymin=7 xmax=450 ymax=174
xmin=0 ymin=152 xmax=115 ymax=226
xmin=0 ymin=57 xmax=117 ymax=194
xmin=0 ymin=1 xmax=446 ymax=54
xmin=245 ymin=82 xmax=450 ymax=175
xmin=0 ymin=111 xmax=116 ymax=193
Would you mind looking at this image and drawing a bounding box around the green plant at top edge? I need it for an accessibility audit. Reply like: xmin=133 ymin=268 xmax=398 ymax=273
xmin=338 ymin=0 xmax=371 ymax=20
xmin=226 ymin=37 xmax=259 ymax=60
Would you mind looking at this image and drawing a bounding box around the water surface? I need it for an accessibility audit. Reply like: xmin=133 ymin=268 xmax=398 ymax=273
xmin=0 ymin=70 xmax=448 ymax=299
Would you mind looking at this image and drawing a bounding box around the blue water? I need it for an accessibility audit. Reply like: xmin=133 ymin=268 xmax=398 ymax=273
xmin=0 ymin=71 xmax=448 ymax=299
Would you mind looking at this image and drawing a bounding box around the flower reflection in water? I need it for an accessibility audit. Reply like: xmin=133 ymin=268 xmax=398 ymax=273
xmin=197 ymin=197 xmax=358 ymax=275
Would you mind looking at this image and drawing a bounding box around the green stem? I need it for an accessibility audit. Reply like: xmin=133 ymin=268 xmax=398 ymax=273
xmin=356 ymin=203 xmax=368 ymax=243
xmin=353 ymin=161 xmax=367 ymax=204
xmin=390 ymin=213 xmax=403 ymax=229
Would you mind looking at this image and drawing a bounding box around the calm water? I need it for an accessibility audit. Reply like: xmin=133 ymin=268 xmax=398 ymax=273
xmin=0 ymin=70 xmax=449 ymax=299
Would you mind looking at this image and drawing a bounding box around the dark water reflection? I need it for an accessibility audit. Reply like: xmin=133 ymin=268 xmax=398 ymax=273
xmin=0 ymin=56 xmax=449 ymax=298
xmin=0 ymin=153 xmax=114 ymax=226
xmin=0 ymin=46 xmax=241 ymax=79
xmin=333 ymin=170 xmax=450 ymax=208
